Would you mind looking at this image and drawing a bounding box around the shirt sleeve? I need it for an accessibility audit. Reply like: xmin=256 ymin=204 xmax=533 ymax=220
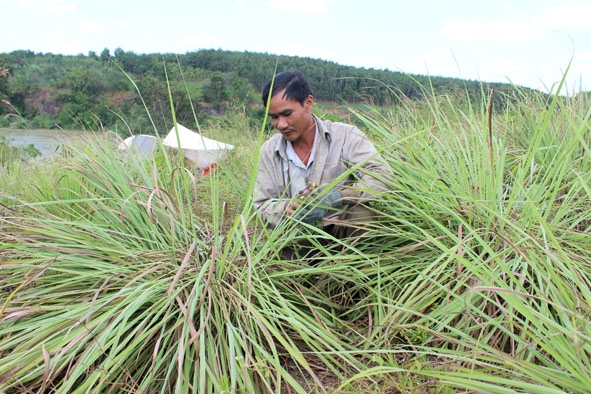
xmin=253 ymin=145 xmax=289 ymax=228
xmin=341 ymin=126 xmax=392 ymax=204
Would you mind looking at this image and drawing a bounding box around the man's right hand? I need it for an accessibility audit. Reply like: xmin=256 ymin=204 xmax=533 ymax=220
xmin=286 ymin=201 xmax=301 ymax=217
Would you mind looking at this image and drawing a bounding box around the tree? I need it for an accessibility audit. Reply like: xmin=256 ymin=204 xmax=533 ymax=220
xmin=202 ymin=71 xmax=227 ymax=105
xmin=228 ymin=74 xmax=255 ymax=103
xmin=100 ymin=48 xmax=111 ymax=64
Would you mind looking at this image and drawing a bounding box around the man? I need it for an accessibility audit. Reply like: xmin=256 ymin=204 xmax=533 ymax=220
xmin=253 ymin=70 xmax=392 ymax=238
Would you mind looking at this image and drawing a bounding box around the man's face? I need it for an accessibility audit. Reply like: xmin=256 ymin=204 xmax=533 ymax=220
xmin=267 ymin=89 xmax=314 ymax=143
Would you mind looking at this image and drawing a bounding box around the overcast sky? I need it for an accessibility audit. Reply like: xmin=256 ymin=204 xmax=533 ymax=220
xmin=1 ymin=0 xmax=589 ymax=93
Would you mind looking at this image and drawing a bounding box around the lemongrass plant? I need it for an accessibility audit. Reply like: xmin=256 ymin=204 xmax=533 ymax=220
xmin=1 ymin=77 xmax=590 ymax=394
xmin=0 ymin=110 xmax=365 ymax=393
xmin=343 ymin=82 xmax=591 ymax=392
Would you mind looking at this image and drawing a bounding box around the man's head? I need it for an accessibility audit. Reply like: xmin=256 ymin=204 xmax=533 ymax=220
xmin=262 ymin=71 xmax=315 ymax=143
xmin=261 ymin=70 xmax=313 ymax=106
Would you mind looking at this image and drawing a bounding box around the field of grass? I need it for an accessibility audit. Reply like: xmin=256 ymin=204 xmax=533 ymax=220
xmin=1 ymin=82 xmax=590 ymax=393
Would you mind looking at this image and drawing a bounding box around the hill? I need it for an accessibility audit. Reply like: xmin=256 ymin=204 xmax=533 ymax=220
xmin=0 ymin=48 xmax=537 ymax=134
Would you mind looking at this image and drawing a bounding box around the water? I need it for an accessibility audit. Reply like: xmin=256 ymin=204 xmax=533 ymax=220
xmin=0 ymin=128 xmax=89 ymax=157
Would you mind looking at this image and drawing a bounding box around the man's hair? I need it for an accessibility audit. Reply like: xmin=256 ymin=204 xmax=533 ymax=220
xmin=261 ymin=70 xmax=313 ymax=106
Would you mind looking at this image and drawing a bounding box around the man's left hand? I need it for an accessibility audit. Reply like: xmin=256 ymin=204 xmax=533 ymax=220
xmin=290 ymin=185 xmax=343 ymax=224
xmin=310 ymin=185 xmax=343 ymax=210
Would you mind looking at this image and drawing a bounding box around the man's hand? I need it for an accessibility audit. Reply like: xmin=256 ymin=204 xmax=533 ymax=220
xmin=286 ymin=200 xmax=301 ymax=217
xmin=288 ymin=184 xmax=344 ymax=224
xmin=286 ymin=200 xmax=326 ymax=224
xmin=295 ymin=182 xmax=318 ymax=201
xmin=292 ymin=204 xmax=327 ymax=224
xmin=310 ymin=184 xmax=343 ymax=210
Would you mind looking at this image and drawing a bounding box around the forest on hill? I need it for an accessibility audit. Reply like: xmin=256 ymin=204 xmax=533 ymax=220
xmin=0 ymin=48 xmax=536 ymax=135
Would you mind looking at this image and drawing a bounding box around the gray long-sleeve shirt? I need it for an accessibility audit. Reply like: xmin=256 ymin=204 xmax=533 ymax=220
xmin=253 ymin=115 xmax=392 ymax=228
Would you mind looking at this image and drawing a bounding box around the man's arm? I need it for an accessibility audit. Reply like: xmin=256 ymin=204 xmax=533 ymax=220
xmin=341 ymin=128 xmax=392 ymax=204
xmin=253 ymin=146 xmax=290 ymax=228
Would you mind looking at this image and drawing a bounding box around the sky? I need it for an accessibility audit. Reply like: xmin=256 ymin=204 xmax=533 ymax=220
xmin=1 ymin=0 xmax=590 ymax=94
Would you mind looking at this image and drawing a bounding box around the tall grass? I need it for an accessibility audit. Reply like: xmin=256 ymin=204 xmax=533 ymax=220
xmin=346 ymin=86 xmax=591 ymax=392
xmin=1 ymin=83 xmax=590 ymax=393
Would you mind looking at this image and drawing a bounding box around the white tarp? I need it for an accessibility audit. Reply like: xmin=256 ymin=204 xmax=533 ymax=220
xmin=118 ymin=134 xmax=158 ymax=158
xmin=162 ymin=124 xmax=234 ymax=168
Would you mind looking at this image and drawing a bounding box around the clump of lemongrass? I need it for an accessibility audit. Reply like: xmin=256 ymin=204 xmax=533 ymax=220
xmin=340 ymin=80 xmax=591 ymax=392
xmin=0 ymin=123 xmax=368 ymax=393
